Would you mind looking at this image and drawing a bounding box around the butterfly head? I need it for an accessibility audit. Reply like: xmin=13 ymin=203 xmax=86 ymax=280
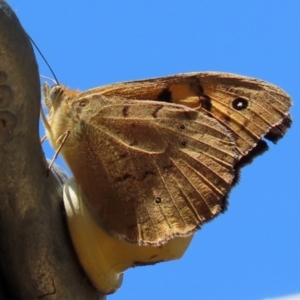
xmin=41 ymin=83 xmax=80 ymax=149
xmin=43 ymin=82 xmax=66 ymax=110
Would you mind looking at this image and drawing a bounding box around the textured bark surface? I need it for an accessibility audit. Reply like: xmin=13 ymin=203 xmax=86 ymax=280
xmin=0 ymin=1 xmax=105 ymax=299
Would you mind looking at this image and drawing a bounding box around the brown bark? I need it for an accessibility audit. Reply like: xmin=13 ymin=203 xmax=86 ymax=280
xmin=0 ymin=1 xmax=105 ymax=299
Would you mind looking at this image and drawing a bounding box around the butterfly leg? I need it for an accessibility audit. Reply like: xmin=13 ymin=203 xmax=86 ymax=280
xmin=47 ymin=130 xmax=70 ymax=174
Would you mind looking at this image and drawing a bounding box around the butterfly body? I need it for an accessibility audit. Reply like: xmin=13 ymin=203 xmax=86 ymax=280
xmin=42 ymin=72 xmax=292 ymax=246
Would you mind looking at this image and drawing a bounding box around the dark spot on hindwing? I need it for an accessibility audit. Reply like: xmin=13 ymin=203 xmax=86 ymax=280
xmin=232 ymin=97 xmax=248 ymax=110
xmin=155 ymin=197 xmax=162 ymax=204
xmin=157 ymin=88 xmax=172 ymax=102
xmin=181 ymin=141 xmax=187 ymax=147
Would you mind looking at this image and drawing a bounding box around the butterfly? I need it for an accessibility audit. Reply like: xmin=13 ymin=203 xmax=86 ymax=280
xmin=41 ymin=72 xmax=292 ymax=246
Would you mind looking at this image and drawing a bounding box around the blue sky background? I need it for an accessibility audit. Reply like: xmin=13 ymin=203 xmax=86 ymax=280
xmin=8 ymin=1 xmax=299 ymax=299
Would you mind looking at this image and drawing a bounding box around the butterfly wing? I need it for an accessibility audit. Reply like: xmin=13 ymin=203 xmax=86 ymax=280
xmin=82 ymin=72 xmax=292 ymax=160
xmin=67 ymin=95 xmax=238 ymax=245
xmin=47 ymin=72 xmax=292 ymax=245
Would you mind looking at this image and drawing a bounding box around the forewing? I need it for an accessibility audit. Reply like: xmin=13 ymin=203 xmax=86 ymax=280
xmin=82 ymin=72 xmax=292 ymax=158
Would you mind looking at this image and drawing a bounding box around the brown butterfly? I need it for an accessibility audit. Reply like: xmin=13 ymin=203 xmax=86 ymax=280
xmin=41 ymin=72 xmax=292 ymax=246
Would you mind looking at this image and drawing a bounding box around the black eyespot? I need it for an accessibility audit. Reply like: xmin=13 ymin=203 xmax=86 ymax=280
xmin=180 ymin=124 xmax=185 ymax=130
xmin=181 ymin=141 xmax=187 ymax=147
xmin=155 ymin=197 xmax=162 ymax=204
xmin=232 ymin=98 xmax=248 ymax=110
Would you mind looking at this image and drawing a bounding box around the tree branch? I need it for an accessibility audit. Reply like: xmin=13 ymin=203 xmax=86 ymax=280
xmin=0 ymin=1 xmax=105 ymax=299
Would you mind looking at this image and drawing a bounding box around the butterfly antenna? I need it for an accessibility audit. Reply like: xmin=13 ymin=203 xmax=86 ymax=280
xmin=40 ymin=75 xmax=57 ymax=85
xmin=28 ymin=35 xmax=60 ymax=85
